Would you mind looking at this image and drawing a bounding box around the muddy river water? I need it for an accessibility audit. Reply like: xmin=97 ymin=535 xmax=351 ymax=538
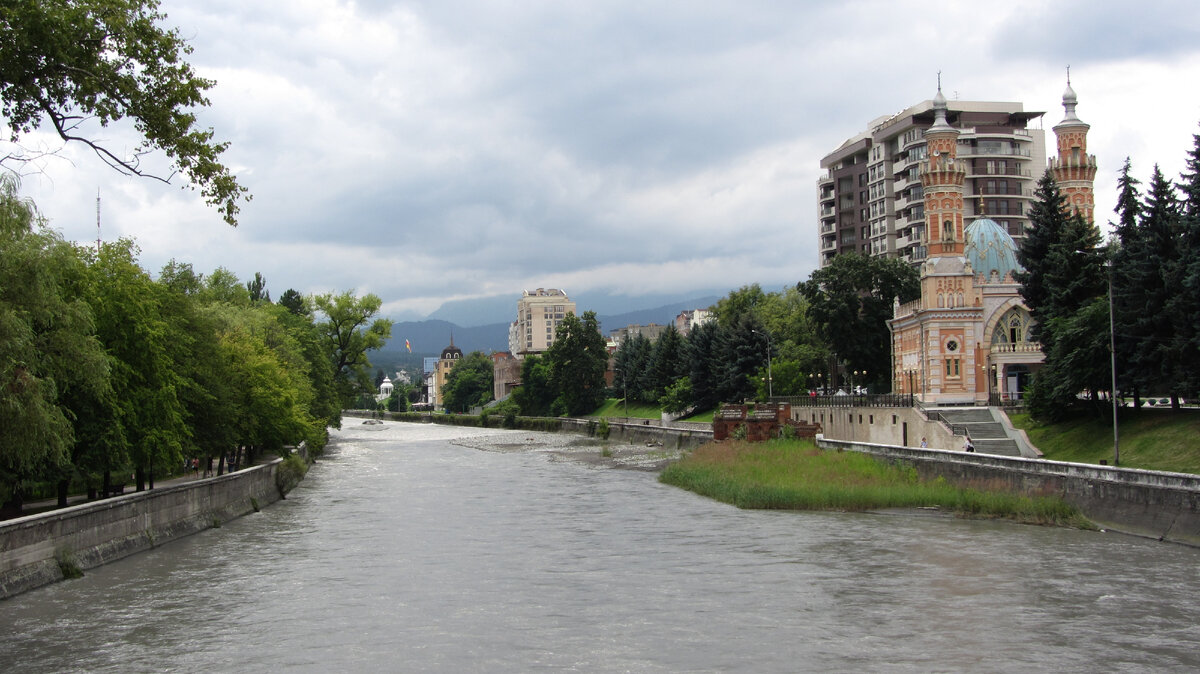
xmin=1 ymin=422 xmax=1197 ymax=672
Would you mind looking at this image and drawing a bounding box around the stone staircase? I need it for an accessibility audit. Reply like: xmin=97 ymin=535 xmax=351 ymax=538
xmin=934 ymin=408 xmax=1021 ymax=456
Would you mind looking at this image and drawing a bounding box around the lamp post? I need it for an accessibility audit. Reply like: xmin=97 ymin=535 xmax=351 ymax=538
xmin=752 ymin=329 xmax=773 ymax=398
xmin=1107 ymin=259 xmax=1120 ymax=466
xmin=615 ymin=366 xmax=628 ymax=419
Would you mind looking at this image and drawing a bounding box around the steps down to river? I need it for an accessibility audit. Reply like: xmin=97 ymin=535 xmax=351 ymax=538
xmin=935 ymin=408 xmax=1021 ymax=456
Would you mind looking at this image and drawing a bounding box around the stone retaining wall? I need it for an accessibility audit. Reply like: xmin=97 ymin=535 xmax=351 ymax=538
xmin=557 ymin=418 xmax=712 ymax=449
xmin=817 ymin=437 xmax=1200 ymax=546
xmin=0 ymin=459 xmax=287 ymax=600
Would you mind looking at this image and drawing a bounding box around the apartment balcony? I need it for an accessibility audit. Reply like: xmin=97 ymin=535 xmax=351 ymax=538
xmin=975 ymin=186 xmax=1034 ymax=197
xmin=820 ymin=205 xmax=835 ymax=217
xmin=821 ymin=237 xmax=837 ymax=252
xmin=821 ymin=222 xmax=836 ymax=234
xmin=958 ymin=146 xmax=1032 ymax=158
xmin=966 ymin=166 xmax=1032 ymax=179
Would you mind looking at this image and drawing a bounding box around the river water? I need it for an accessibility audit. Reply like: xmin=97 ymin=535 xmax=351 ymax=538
xmin=2 ymin=422 xmax=1198 ymax=672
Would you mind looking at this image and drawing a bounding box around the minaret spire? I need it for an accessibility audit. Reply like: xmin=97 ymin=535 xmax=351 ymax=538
xmin=921 ymin=76 xmax=966 ymax=256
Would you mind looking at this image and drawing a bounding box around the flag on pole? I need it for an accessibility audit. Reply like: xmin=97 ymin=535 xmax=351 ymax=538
xmin=405 ymin=339 xmax=411 ymax=353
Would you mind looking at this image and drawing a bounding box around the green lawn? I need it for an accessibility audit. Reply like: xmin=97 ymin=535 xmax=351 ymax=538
xmin=1009 ymin=408 xmax=1200 ymax=474
xmin=660 ymin=438 xmax=1090 ymax=527
xmin=588 ymin=399 xmax=717 ymax=423
xmin=589 ymin=398 xmax=663 ymax=419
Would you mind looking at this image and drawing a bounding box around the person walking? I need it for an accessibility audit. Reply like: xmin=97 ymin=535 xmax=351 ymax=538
xmin=963 ymin=434 xmax=975 ymax=452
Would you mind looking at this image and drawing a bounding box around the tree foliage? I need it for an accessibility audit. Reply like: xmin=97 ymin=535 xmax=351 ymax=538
xmin=0 ymin=175 xmax=371 ymax=512
xmin=0 ymin=173 xmax=108 ymax=508
xmin=313 ymin=291 xmax=393 ymax=409
xmin=0 ymin=0 xmax=249 ymax=224
xmin=799 ymin=253 xmax=918 ymax=391
xmin=441 ymin=351 xmax=494 ymax=414
xmin=544 ymin=311 xmax=607 ymax=416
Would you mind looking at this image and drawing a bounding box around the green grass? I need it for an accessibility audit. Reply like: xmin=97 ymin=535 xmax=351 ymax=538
xmin=1009 ymin=408 xmax=1200 ymax=474
xmin=660 ymin=438 xmax=1092 ymax=528
xmin=589 ymin=398 xmax=664 ymax=419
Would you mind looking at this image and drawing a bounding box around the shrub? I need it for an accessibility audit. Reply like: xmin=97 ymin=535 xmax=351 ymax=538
xmin=275 ymin=454 xmax=309 ymax=497
xmin=597 ymin=418 xmax=611 ymax=440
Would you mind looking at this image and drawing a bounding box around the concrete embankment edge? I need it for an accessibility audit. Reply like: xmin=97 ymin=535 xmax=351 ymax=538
xmin=0 ymin=459 xmax=288 ymax=600
xmin=818 ymin=437 xmax=1200 ymax=546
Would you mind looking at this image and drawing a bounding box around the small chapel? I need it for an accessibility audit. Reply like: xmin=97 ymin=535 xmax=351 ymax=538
xmin=889 ymin=78 xmax=1097 ymax=405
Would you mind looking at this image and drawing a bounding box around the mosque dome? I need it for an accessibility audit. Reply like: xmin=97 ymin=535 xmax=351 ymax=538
xmin=964 ymin=217 xmax=1023 ymax=283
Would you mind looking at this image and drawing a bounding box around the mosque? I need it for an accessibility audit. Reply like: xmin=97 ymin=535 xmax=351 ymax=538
xmin=888 ymin=79 xmax=1097 ymax=405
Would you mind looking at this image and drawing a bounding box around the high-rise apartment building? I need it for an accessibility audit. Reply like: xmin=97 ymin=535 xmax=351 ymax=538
xmin=817 ymin=98 xmax=1047 ymax=268
xmin=509 ymin=288 xmax=576 ymax=356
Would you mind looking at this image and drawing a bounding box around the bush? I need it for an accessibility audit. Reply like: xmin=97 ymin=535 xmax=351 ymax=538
xmin=597 ymin=417 xmax=611 ymax=440
xmin=275 ymin=454 xmax=309 ymax=497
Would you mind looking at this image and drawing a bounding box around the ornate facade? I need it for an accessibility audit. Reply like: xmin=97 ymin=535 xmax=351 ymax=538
xmin=889 ymin=80 xmax=1095 ymax=405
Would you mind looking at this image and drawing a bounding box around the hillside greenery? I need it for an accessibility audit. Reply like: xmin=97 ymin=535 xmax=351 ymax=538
xmin=1009 ymin=408 xmax=1200 ymax=474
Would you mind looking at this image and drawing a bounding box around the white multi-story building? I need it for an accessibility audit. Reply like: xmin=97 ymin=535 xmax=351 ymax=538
xmin=818 ymin=98 xmax=1047 ymax=268
xmin=509 ymin=288 xmax=576 ymax=356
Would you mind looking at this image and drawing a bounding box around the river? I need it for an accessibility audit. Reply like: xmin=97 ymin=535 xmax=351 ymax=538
xmin=2 ymin=422 xmax=1198 ymax=672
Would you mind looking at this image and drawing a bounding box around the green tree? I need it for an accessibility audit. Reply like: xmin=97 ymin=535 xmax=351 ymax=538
xmin=313 ymin=291 xmax=393 ymax=408
xmin=711 ymin=284 xmax=766 ymax=328
xmin=0 ymin=0 xmax=249 ymax=224
xmin=1170 ymin=128 xmax=1200 ymax=401
xmin=1018 ymin=174 xmax=1107 ymax=419
xmin=246 ymin=272 xmax=270 ymax=302
xmin=1110 ymin=158 xmax=1145 ymax=406
xmin=0 ymin=173 xmax=108 ymax=512
xmin=685 ymin=320 xmax=726 ymax=411
xmin=800 ymin=253 xmax=918 ymax=391
xmin=83 ymin=238 xmax=189 ymax=491
xmin=545 ymin=311 xmax=607 ymax=416
xmin=648 ymin=324 xmax=687 ymax=401
xmin=1015 ymin=174 xmax=1072 ymax=348
xmin=512 ymin=354 xmax=555 ymax=417
xmin=278 ymin=288 xmax=309 ymax=316
xmin=441 ymin=351 xmax=495 ymax=413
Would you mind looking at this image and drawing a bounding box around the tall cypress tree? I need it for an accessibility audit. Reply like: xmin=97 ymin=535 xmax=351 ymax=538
xmin=1110 ymin=158 xmax=1145 ymax=405
xmin=1171 ymin=127 xmax=1200 ymax=400
xmin=1018 ymin=173 xmax=1107 ymax=419
xmin=1133 ymin=166 xmax=1182 ymax=405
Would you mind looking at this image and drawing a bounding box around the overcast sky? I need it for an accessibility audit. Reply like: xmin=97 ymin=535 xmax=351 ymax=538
xmin=14 ymin=0 xmax=1200 ymax=323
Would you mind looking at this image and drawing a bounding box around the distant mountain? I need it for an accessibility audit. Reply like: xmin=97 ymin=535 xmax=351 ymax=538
xmin=424 ymin=290 xmax=727 ymax=327
xmin=386 ymin=297 xmax=721 ymax=355
xmin=386 ymin=319 xmax=510 ymax=355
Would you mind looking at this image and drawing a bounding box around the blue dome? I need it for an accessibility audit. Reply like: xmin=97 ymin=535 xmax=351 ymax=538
xmin=965 ymin=217 xmax=1023 ymax=283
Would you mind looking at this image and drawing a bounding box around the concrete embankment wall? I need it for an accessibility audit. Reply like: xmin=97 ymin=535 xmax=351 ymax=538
xmin=557 ymin=418 xmax=712 ymax=449
xmin=817 ymin=437 xmax=1200 ymax=546
xmin=0 ymin=459 xmax=286 ymax=600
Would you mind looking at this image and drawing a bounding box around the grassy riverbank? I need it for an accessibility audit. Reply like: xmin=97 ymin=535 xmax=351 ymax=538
xmin=1009 ymin=408 xmax=1200 ymax=474
xmin=660 ymin=439 xmax=1093 ymax=528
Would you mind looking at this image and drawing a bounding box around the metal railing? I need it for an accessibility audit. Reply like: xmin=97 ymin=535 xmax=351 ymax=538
xmin=776 ymin=393 xmax=916 ymax=408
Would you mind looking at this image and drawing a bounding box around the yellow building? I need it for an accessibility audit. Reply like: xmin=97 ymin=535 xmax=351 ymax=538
xmin=889 ymin=80 xmax=1095 ymax=405
xmin=434 ymin=337 xmax=462 ymax=410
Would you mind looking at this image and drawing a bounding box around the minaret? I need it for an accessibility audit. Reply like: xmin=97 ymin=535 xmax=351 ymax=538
xmin=920 ymin=78 xmax=967 ymax=257
xmin=1048 ymin=71 xmax=1098 ymax=224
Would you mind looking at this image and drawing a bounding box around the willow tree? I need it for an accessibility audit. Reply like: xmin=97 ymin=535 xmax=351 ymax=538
xmin=0 ymin=173 xmax=108 ymax=513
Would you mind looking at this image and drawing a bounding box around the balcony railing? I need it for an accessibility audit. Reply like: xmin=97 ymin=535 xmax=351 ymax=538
xmin=990 ymin=341 xmax=1041 ymax=354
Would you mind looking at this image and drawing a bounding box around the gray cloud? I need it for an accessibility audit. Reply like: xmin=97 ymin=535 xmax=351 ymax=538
xmin=14 ymin=0 xmax=1200 ymax=320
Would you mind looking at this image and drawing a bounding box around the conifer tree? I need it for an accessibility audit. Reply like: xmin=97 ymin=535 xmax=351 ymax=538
xmin=1134 ymin=166 xmax=1182 ymax=405
xmin=1015 ymin=174 xmax=1071 ymax=349
xmin=1171 ymin=127 xmax=1200 ymax=400
xmin=1110 ymin=158 xmax=1145 ymax=405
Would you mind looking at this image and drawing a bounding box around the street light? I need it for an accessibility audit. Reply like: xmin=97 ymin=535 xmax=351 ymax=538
xmin=1107 ymin=259 xmax=1120 ymax=466
xmin=752 ymin=329 xmax=773 ymax=398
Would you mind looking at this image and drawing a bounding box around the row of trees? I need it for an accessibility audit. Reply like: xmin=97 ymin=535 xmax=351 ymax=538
xmin=0 ymin=174 xmax=390 ymax=514
xmin=1017 ymin=130 xmax=1200 ymax=420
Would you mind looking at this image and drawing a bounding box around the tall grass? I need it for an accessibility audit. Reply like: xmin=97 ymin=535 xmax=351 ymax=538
xmin=660 ymin=439 xmax=1092 ymax=528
